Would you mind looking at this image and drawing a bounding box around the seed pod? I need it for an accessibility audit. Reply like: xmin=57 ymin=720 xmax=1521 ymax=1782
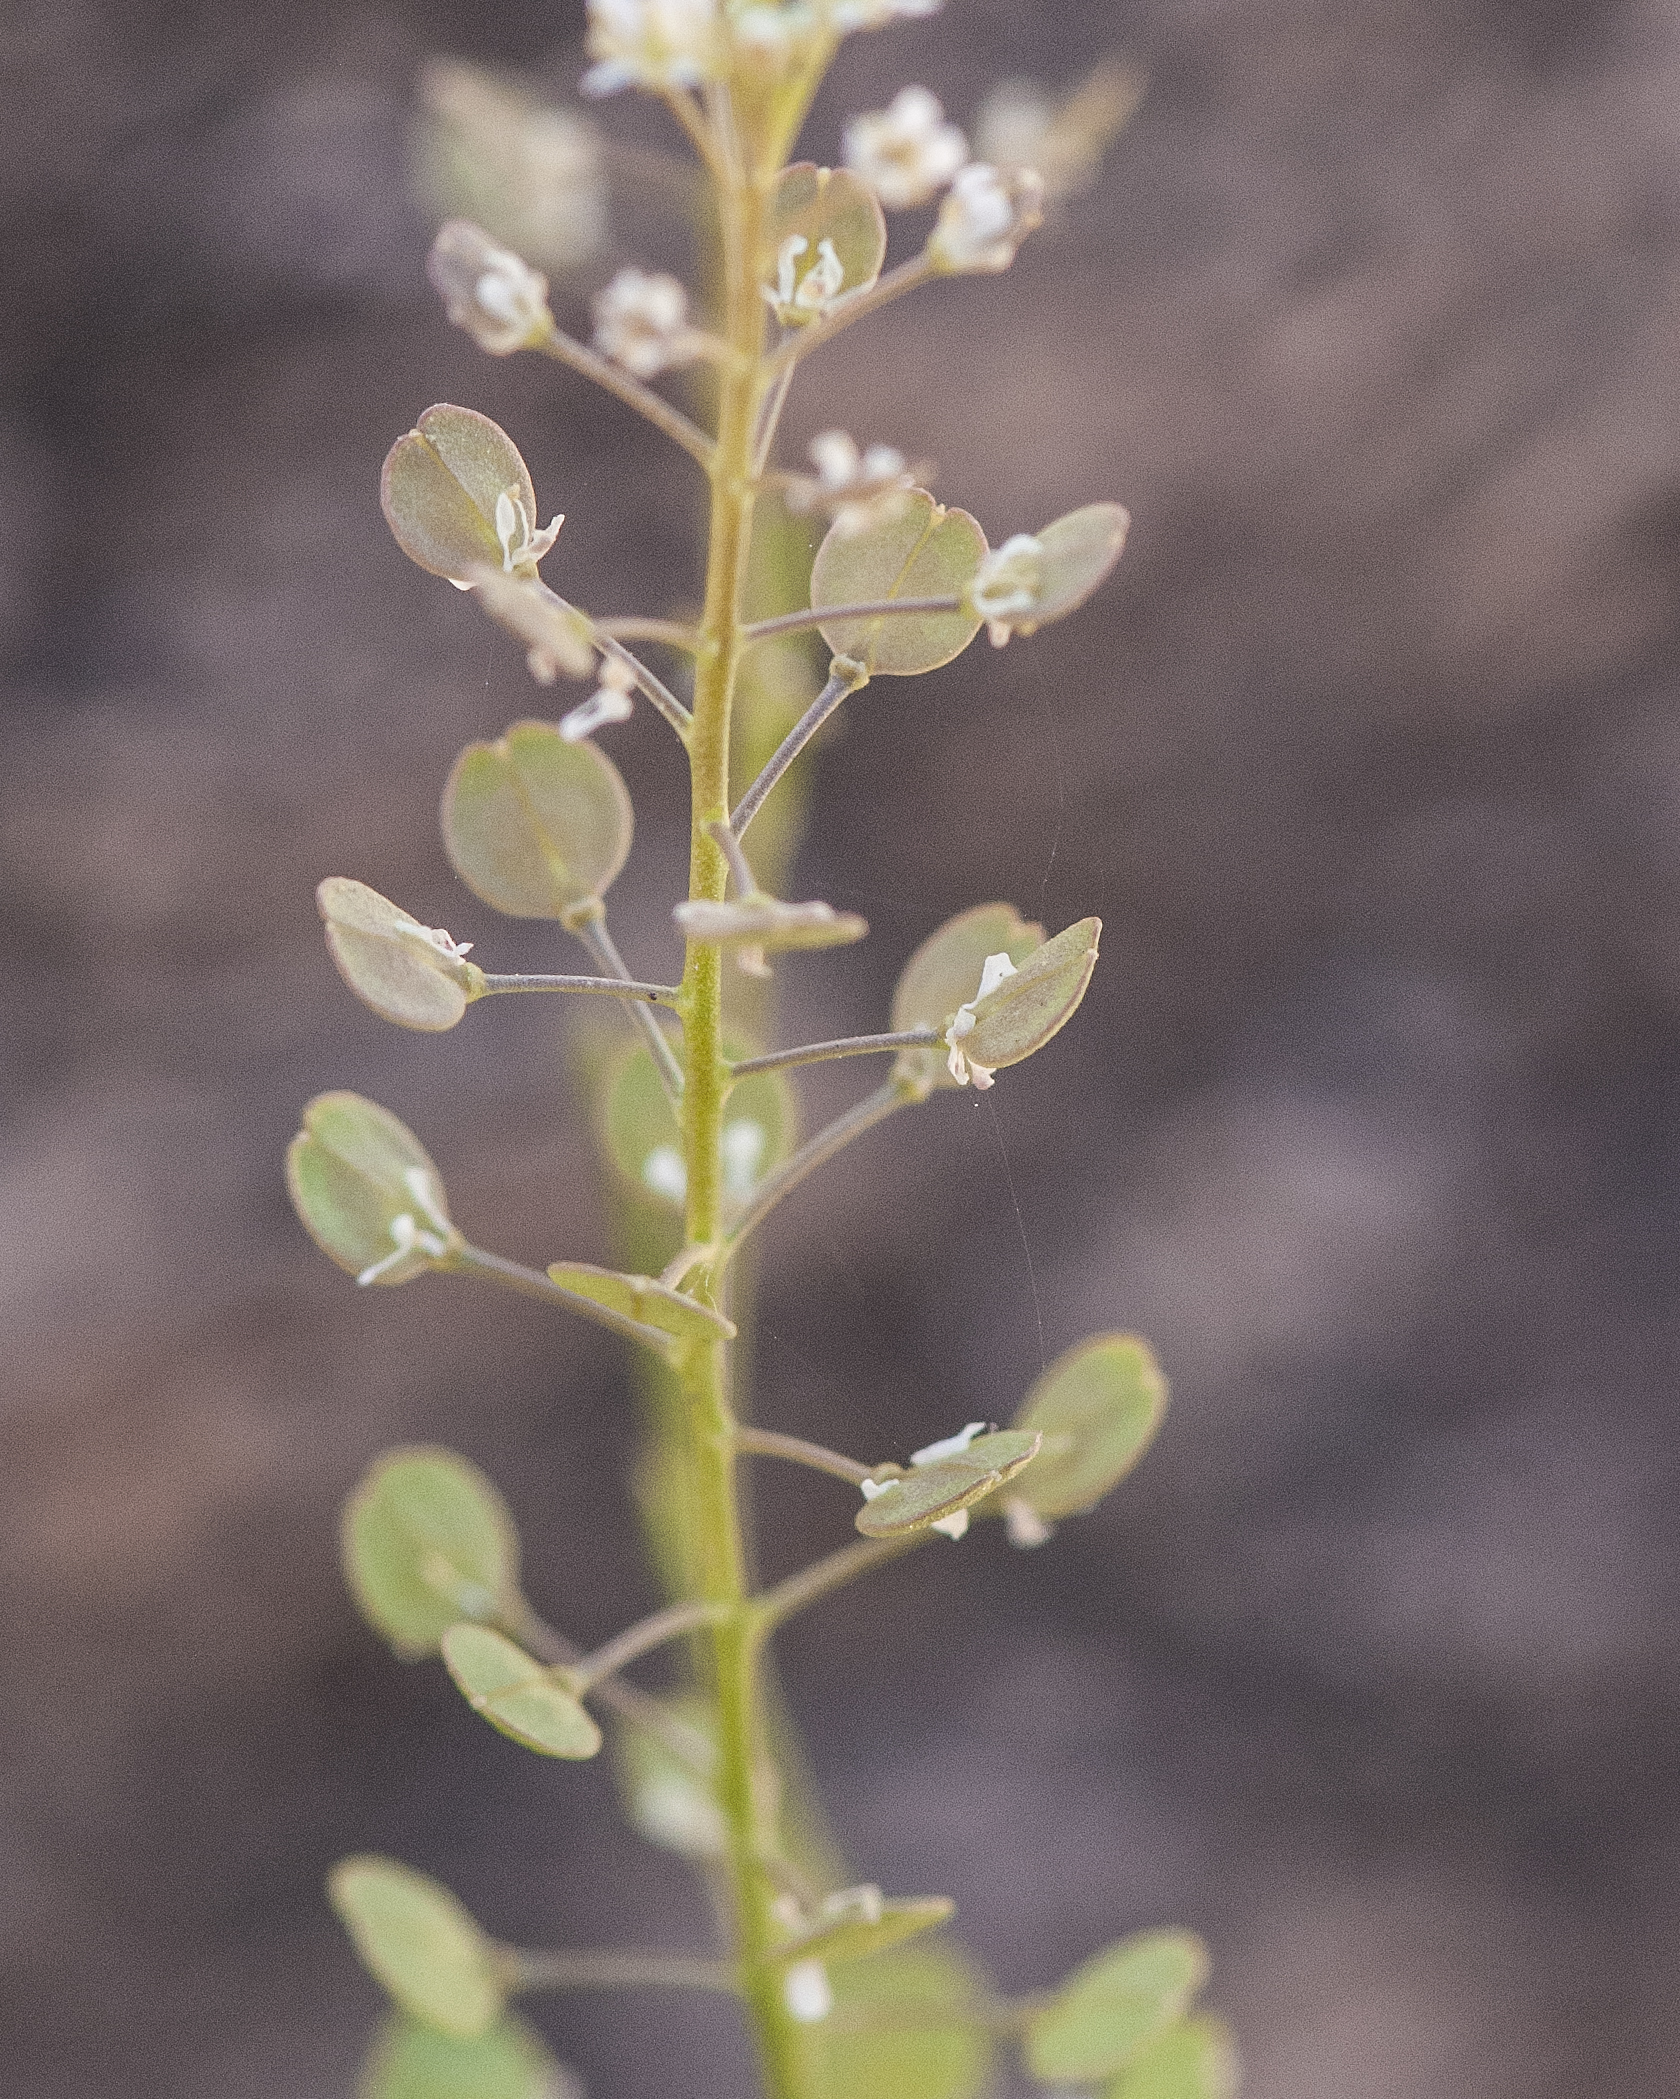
xmin=958 ymin=916 xmax=1101 ymax=1074
xmin=442 ymin=721 xmax=632 ymax=925
xmin=1025 ymin=1931 xmax=1209 ymax=2085
xmin=381 ymin=404 xmax=546 ymax=584
xmin=286 ymin=1092 xmax=457 ymax=1285
xmin=811 ymin=489 xmax=986 ymax=675
xmin=360 ymin=2014 xmax=576 ymax=2099
xmin=889 ymin=903 xmax=1045 ymax=1093
xmin=440 ymin=1625 xmax=602 ymax=1761
xmin=328 ymin=1857 xmax=504 ymax=2041
xmin=341 ymin=1446 xmax=522 ymax=1660
xmin=763 ymin=163 xmax=886 ymax=324
xmin=317 ymin=878 xmax=485 ymax=1033
xmin=854 ymin=1430 xmax=1041 ymax=1538
xmin=1005 ymin=1334 xmax=1168 ymax=1524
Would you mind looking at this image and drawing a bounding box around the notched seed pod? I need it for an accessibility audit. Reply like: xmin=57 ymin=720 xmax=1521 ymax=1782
xmin=1001 ymin=1334 xmax=1168 ymax=1537
xmin=966 ymin=501 xmax=1130 ymax=646
xmin=328 ymin=1856 xmax=506 ymax=2041
xmin=854 ymin=1429 xmax=1041 ymax=1538
xmin=945 ymin=916 xmax=1101 ymax=1087
xmin=1109 ymin=2014 xmax=1240 ymax=2099
xmin=287 ymin=1092 xmax=460 ymax=1286
xmin=889 ymin=902 xmax=1046 ymax=1095
xmin=442 ymin=721 xmax=632 ymax=924
xmin=342 ymin=1446 xmax=523 ymax=1660
xmin=317 ymin=878 xmax=487 ymax=1033
xmin=811 ymin=488 xmax=986 ymax=675
xmin=470 ymin=570 xmax=597 ymax=683
xmin=382 ymin=404 xmax=559 ymax=586
xmin=361 ymin=2012 xmax=578 ymax=2099
xmin=546 ymin=1261 xmax=737 ymax=1344
xmin=777 ymin=1887 xmax=956 ymax=1967
xmin=762 ymin=163 xmax=886 ymax=325
xmin=441 ymin=1624 xmax=603 ymax=1760
xmin=672 ymin=895 xmax=869 ymax=954
xmin=1025 ymin=1930 xmax=1210 ymax=2085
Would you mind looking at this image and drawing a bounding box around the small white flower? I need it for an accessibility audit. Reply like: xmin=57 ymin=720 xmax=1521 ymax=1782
xmin=784 ymin=1959 xmax=833 ymax=2023
xmin=582 ymin=0 xmax=722 ymax=96
xmin=732 ymin=2 xmax=823 ymax=64
xmin=929 ymin=160 xmax=1045 ymax=273
xmin=767 ymin=234 xmax=847 ymax=320
xmin=560 ymin=656 xmax=636 ymax=741
xmin=494 ymin=489 xmax=564 ymax=574
xmin=910 ymin=1421 xmax=989 ymax=1466
xmin=858 ymin=1475 xmax=901 ymax=1502
xmin=826 ymin=0 xmax=941 ymax=27
xmin=413 ymin=923 xmax=474 ymax=963
xmin=843 ymin=86 xmax=968 ymax=209
xmin=355 ymin=1181 xmax=452 ymax=1288
xmin=969 ymin=531 xmax=1044 ymax=646
xmin=427 ymin=221 xmax=555 ymax=356
xmin=787 ymin=430 xmax=918 ymax=536
xmin=945 ymin=949 xmax=1017 ymax=1087
xmin=592 ymin=267 xmax=703 ymax=378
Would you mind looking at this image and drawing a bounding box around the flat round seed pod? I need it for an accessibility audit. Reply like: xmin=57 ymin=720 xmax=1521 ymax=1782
xmin=1007 ymin=1334 xmax=1167 ymax=1520
xmin=889 ymin=903 xmax=1045 ymax=1092
xmin=440 ymin=1624 xmax=602 ymax=1761
xmin=545 ymin=1262 xmax=736 ymax=1343
xmin=814 ymin=1941 xmax=995 ymax=2099
xmin=961 ymin=917 xmax=1101 ymax=1072
xmin=763 ymin=163 xmax=886 ymax=323
xmin=812 ymin=490 xmax=986 ymax=675
xmin=361 ymin=2014 xmax=578 ymax=2099
xmin=318 ymin=878 xmax=485 ymax=1033
xmin=672 ymin=896 xmax=868 ymax=952
xmin=382 ymin=405 xmax=539 ymax=583
xmin=1108 ymin=2016 xmax=1240 ymax=2099
xmin=1024 ymin=1930 xmax=1209 ymax=2085
xmin=342 ymin=1446 xmax=521 ymax=1660
xmin=328 ymin=1856 xmax=504 ymax=2041
xmin=779 ymin=1892 xmax=955 ymax=1968
xmin=286 ymin=1091 xmax=455 ymax=1283
xmin=442 ymin=721 xmax=632 ymax=923
xmin=854 ymin=1430 xmax=1041 ymax=1537
xmin=604 ymin=1046 xmax=794 ymax=1211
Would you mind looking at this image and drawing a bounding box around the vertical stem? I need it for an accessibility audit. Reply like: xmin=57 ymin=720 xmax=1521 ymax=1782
xmin=678 ymin=119 xmax=808 ymax=2099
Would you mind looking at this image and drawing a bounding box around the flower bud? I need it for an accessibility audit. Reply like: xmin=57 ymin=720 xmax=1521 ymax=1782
xmin=592 ymin=267 xmax=703 ymax=377
xmin=582 ymin=0 xmax=723 ymax=97
xmin=843 ymin=87 xmax=968 ymax=210
xmin=928 ymin=161 xmax=1044 ymax=273
xmin=427 ymin=220 xmax=553 ymax=355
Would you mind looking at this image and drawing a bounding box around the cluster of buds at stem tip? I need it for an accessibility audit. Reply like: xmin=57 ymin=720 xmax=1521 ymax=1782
xmin=944 ymin=952 xmax=1016 ymax=1087
xmin=591 ymin=268 xmax=705 ymax=378
xmin=427 ymin=220 xmax=555 ymax=356
xmin=786 ymin=429 xmax=922 ymax=536
xmin=843 ymin=86 xmax=968 ymax=209
xmin=929 ymin=161 xmax=1045 ymax=273
xmin=560 ymin=656 xmax=636 ymax=742
xmin=581 ymin=0 xmax=723 ymax=96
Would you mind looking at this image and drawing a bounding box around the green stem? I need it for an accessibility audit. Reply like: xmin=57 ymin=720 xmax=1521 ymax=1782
xmin=729 ymin=1029 xmax=937 ymax=1079
xmin=570 ymin=1597 xmax=728 ymax=1692
xmin=533 ymin=324 xmax=716 ymax=468
xmin=734 ymin=1425 xmax=876 ymax=1486
xmin=478 ymin=973 xmax=681 ymax=1001
xmin=741 ymin=596 xmax=959 ymax=643
xmin=449 ymin=1244 xmax=677 ymax=1355
xmin=678 ymin=123 xmax=810 ymax=2099
xmin=752 ymin=1535 xmax=924 ymax=1639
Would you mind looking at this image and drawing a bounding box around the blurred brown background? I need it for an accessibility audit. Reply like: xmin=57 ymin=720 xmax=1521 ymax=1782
xmin=5 ymin=0 xmax=1680 ymax=2092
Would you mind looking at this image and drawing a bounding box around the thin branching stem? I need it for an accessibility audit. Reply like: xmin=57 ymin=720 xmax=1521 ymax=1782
xmin=570 ymin=1598 xmax=729 ymax=1691
xmin=751 ymin=358 xmax=798 ymax=478
xmin=534 ymin=326 xmax=715 ymax=468
xmin=528 ymin=581 xmax=694 ymax=736
xmin=733 ymin=1426 xmax=876 ymax=1486
xmin=704 ymin=818 xmax=757 ymax=897
xmin=731 ymin=665 xmax=866 ymax=839
xmin=451 ymin=1245 xmax=678 ymax=1355
xmin=575 ymin=916 xmax=687 ymax=1104
xmin=763 ymin=254 xmax=937 ymax=379
xmin=593 ymin=616 xmax=701 ymax=653
xmin=514 ymin=1608 xmax=714 ymax=1772
xmin=722 ymin=1080 xmax=913 ymax=1255
xmin=729 ymin=1029 xmax=937 ymax=1078
xmin=513 ymin=1948 xmax=739 ymax=1995
xmin=478 ymin=973 xmax=682 ymax=1003
xmin=751 ymin=1535 xmax=925 ymax=1637
xmin=741 ymin=596 xmax=960 ymax=644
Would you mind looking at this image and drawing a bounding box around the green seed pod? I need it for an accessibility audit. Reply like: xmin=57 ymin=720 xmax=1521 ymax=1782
xmin=341 ymin=1446 xmax=522 ymax=1660
xmin=672 ymin=896 xmax=869 ymax=953
xmin=442 ymin=721 xmax=632 ymax=924
xmin=763 ymin=163 xmax=886 ymax=324
xmin=1025 ymin=1931 xmax=1209 ymax=2085
xmin=381 ymin=404 xmax=555 ymax=585
xmin=1107 ymin=2016 xmax=1240 ymax=2099
xmin=317 ymin=878 xmax=487 ymax=1033
xmin=953 ymin=916 xmax=1102 ymax=1082
xmin=967 ymin=502 xmax=1130 ymax=645
xmin=816 ymin=1942 xmax=995 ymax=2099
xmin=545 ymin=1262 xmax=737 ymax=1344
xmin=854 ymin=1430 xmax=1041 ymax=1538
xmin=440 ymin=1624 xmax=602 ymax=1761
xmin=778 ymin=1888 xmax=956 ymax=1968
xmin=328 ymin=1856 xmax=505 ymax=2041
xmin=360 ymin=2014 xmax=577 ymax=2099
xmin=812 ymin=489 xmax=986 ymax=675
xmin=604 ymin=1046 xmax=795 ymax=1211
xmin=1005 ymin=1334 xmax=1168 ymax=1525
xmin=889 ymin=903 xmax=1046 ymax=1094
xmin=286 ymin=1092 xmax=458 ymax=1286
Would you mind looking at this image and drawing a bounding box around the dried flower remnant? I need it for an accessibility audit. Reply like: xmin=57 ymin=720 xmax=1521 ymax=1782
xmin=944 ymin=950 xmax=1017 ymax=1087
xmin=969 ymin=533 xmax=1043 ymax=646
xmin=560 ymin=657 xmax=637 ymax=742
xmin=843 ymin=86 xmax=968 ymax=209
xmin=428 ymin=220 xmax=555 ymax=355
xmin=592 ymin=267 xmax=705 ymax=377
xmin=786 ymin=429 xmax=919 ymax=536
xmin=768 ymin=233 xmax=847 ymax=320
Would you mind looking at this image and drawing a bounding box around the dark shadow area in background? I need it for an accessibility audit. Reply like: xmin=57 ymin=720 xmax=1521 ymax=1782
xmin=3 ymin=0 xmax=1679 ymax=2093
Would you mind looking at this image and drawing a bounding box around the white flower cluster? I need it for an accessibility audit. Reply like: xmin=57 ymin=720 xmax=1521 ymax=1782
xmin=843 ymin=85 xmax=967 ymax=209
xmin=968 ymin=532 xmax=1044 ymax=645
xmin=583 ymin=0 xmax=722 ymax=96
xmin=591 ymin=268 xmax=704 ymax=377
xmin=559 ymin=656 xmax=636 ymax=742
xmin=944 ymin=951 xmax=1017 ymax=1087
xmin=929 ymin=160 xmax=1045 ymax=273
xmin=787 ymin=429 xmax=918 ymax=536
xmin=427 ymin=220 xmax=554 ymax=356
